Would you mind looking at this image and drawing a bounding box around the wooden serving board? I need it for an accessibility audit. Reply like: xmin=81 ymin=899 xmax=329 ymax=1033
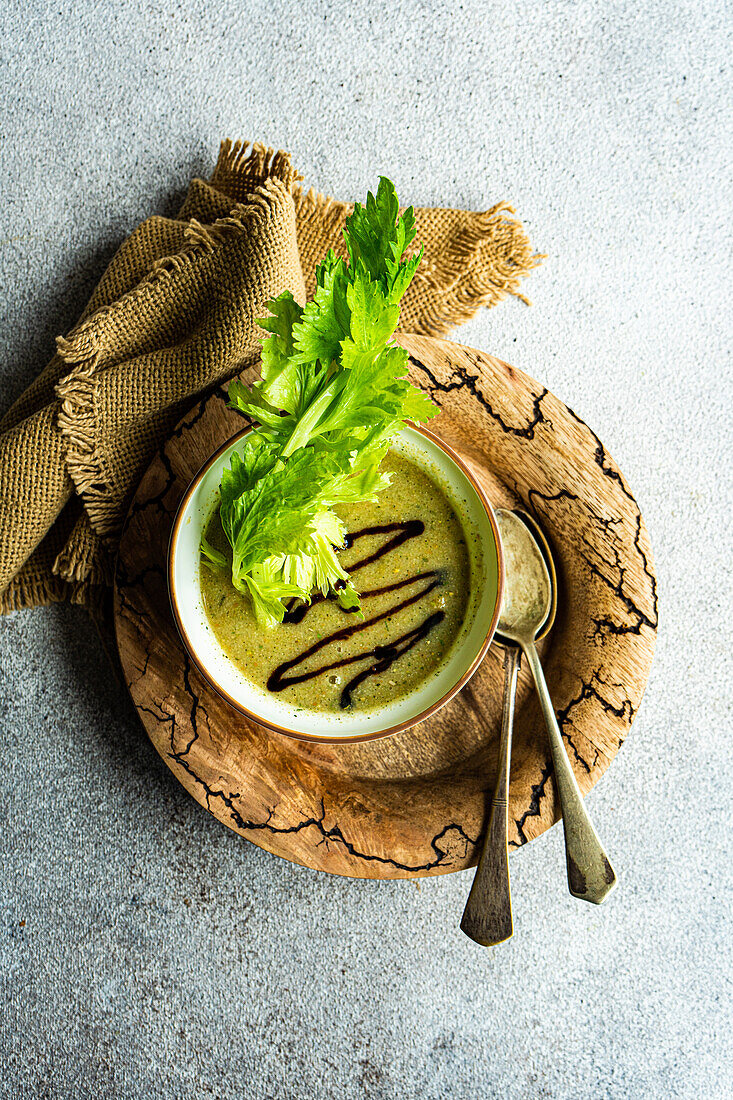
xmin=114 ymin=334 xmax=657 ymax=878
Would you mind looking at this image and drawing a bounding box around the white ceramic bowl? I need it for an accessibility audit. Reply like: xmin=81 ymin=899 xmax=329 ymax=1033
xmin=168 ymin=423 xmax=503 ymax=743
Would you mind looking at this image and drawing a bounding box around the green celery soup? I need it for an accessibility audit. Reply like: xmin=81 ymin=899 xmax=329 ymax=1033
xmin=200 ymin=452 xmax=474 ymax=712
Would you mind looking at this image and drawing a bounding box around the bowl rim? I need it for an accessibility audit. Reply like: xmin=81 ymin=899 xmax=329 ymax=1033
xmin=168 ymin=421 xmax=504 ymax=744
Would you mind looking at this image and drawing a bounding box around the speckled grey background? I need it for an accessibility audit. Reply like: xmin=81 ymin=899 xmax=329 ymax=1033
xmin=1 ymin=2 xmax=731 ymax=1097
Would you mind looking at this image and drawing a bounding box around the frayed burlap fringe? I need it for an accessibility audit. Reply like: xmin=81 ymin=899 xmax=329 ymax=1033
xmin=212 ymin=140 xmax=303 ymax=198
xmin=0 ymin=574 xmax=70 ymax=614
xmin=413 ymin=203 xmax=545 ymax=334
xmin=53 ymin=532 xmax=113 ymax=587
xmin=294 ymin=187 xmax=353 ymax=235
xmin=0 ymin=565 xmax=107 ymax=614
xmin=54 ymin=172 xmax=297 ymax=544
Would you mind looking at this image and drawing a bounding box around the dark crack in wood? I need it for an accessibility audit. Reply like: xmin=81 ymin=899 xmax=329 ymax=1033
xmin=408 ymin=354 xmax=550 ymax=439
xmin=513 ymin=761 xmax=554 ymax=845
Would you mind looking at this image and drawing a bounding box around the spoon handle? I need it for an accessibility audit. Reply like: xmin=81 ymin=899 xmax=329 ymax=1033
xmin=461 ymin=645 xmax=520 ymax=945
xmin=523 ymin=643 xmax=618 ymax=904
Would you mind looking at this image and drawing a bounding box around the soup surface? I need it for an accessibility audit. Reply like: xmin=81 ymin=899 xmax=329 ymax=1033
xmin=200 ymin=452 xmax=473 ymax=713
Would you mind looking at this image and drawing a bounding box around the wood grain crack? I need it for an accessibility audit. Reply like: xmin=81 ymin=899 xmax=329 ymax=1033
xmin=408 ymin=353 xmax=550 ymax=439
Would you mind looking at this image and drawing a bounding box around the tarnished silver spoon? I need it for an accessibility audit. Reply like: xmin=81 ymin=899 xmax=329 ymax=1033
xmin=496 ymin=509 xmax=617 ymax=905
xmin=461 ymin=510 xmax=556 ymax=946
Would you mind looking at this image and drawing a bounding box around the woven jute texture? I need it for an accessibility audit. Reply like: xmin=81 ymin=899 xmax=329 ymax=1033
xmin=0 ymin=139 xmax=542 ymax=613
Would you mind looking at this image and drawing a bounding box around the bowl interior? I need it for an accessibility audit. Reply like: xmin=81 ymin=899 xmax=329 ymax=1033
xmin=169 ymin=424 xmax=502 ymax=742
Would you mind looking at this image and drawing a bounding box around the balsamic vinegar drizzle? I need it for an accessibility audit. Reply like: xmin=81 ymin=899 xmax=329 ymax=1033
xmin=336 ymin=611 xmax=445 ymax=710
xmin=268 ymin=521 xmax=448 ymax=708
xmin=282 ymin=521 xmax=426 ymax=624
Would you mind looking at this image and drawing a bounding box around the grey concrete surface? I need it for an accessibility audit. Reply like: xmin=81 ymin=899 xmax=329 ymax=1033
xmin=1 ymin=1 xmax=731 ymax=1097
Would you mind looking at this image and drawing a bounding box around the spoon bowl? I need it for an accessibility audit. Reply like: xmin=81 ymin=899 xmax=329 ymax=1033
xmin=495 ymin=510 xmax=557 ymax=646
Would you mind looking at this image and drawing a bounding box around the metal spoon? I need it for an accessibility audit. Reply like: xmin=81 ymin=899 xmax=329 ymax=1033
xmin=496 ymin=509 xmax=617 ymax=905
xmin=461 ymin=510 xmax=556 ymax=946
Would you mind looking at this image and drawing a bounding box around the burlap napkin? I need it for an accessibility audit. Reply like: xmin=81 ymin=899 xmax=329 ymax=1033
xmin=0 ymin=139 xmax=541 ymax=614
